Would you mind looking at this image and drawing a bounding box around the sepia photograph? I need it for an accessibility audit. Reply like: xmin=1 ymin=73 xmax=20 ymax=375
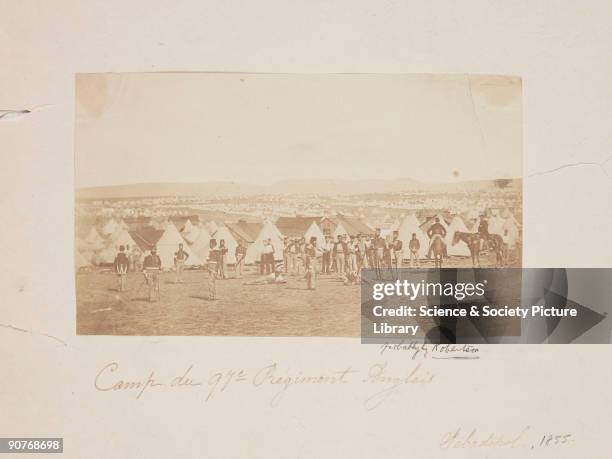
xmin=6 ymin=2 xmax=612 ymax=457
xmin=75 ymin=73 xmax=522 ymax=336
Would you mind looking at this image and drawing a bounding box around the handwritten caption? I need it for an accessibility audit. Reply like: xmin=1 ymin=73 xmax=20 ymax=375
xmin=93 ymin=345 xmax=478 ymax=410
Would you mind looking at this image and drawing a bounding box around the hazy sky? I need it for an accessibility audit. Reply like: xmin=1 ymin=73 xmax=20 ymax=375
xmin=75 ymin=73 xmax=522 ymax=188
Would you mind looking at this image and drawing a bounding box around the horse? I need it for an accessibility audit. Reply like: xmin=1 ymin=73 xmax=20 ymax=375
xmin=452 ymin=231 xmax=481 ymax=267
xmin=465 ymin=232 xmax=505 ymax=267
xmin=484 ymin=233 xmax=505 ymax=267
xmin=430 ymin=236 xmax=445 ymax=268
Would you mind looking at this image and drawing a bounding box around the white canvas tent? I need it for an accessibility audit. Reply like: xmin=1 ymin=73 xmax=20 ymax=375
xmin=465 ymin=209 xmax=481 ymax=221
xmin=502 ymin=217 xmax=520 ymax=246
xmin=269 ymin=220 xmax=284 ymax=239
xmin=205 ymin=221 xmax=219 ymax=235
xmin=155 ymin=223 xmax=202 ymax=269
xmin=182 ymin=223 xmax=201 ymax=244
xmin=210 ymin=225 xmax=238 ymax=264
xmin=488 ymin=216 xmax=505 ymax=236
xmin=151 ymin=217 xmax=169 ymax=230
xmin=304 ymin=221 xmax=326 ymax=247
xmin=101 ymin=219 xmax=118 ymax=236
xmin=80 ymin=249 xmax=96 ymax=264
xmin=190 ymin=226 xmax=212 ymax=262
xmin=245 ymin=220 xmax=284 ymax=264
xmin=183 ymin=227 xmax=200 ymax=244
xmin=96 ymin=246 xmax=118 ymax=264
xmin=183 ymin=219 xmax=194 ymax=233
xmin=502 ymin=209 xmax=521 ymax=228
xmin=379 ymin=228 xmax=393 ymax=238
xmin=85 ymin=227 xmax=104 ymax=248
xmin=396 ymin=214 xmax=428 ymax=257
xmin=445 ymin=216 xmax=472 ymax=256
xmin=332 ymin=222 xmax=349 ymax=239
xmin=109 ymin=228 xmax=137 ymax=250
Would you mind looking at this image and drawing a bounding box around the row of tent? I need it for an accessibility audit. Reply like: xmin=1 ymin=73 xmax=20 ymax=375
xmin=76 ymin=218 xmax=286 ymax=270
xmin=76 ymin=211 xmax=521 ymax=270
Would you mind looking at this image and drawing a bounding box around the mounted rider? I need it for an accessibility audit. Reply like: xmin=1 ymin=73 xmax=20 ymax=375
xmin=426 ymin=217 xmax=447 ymax=258
xmin=478 ymin=214 xmax=489 ymax=248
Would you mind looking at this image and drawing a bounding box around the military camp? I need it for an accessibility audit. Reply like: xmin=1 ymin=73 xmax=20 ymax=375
xmin=76 ymin=183 xmax=522 ymax=336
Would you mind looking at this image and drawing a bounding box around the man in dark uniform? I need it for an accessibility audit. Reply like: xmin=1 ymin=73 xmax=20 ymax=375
xmin=409 ymin=233 xmax=421 ymax=267
xmin=218 ymin=239 xmax=228 ymax=279
xmin=426 ymin=217 xmax=447 ymax=259
xmin=143 ymin=246 xmax=162 ymax=269
xmin=235 ymin=240 xmax=247 ymax=278
xmin=332 ymin=235 xmax=348 ymax=274
xmin=206 ymin=239 xmax=219 ymax=300
xmin=304 ymin=237 xmax=321 ymax=290
xmin=373 ymin=228 xmax=387 ymax=270
xmin=478 ymin=214 xmax=490 ymax=250
xmin=478 ymin=214 xmax=489 ymax=236
xmin=321 ymin=236 xmax=331 ymax=274
xmin=365 ymin=236 xmax=375 ymax=268
xmin=391 ymin=230 xmax=403 ymax=269
xmin=143 ymin=246 xmax=162 ymax=302
xmin=114 ymin=245 xmax=129 ymax=292
xmin=174 ymin=243 xmax=189 ymax=283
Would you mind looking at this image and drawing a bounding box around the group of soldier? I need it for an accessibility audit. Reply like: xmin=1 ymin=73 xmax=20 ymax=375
xmin=112 ymin=238 xmax=247 ymax=302
xmin=284 ymin=230 xmax=423 ymax=274
xmin=112 ymin=244 xmax=166 ymax=301
xmin=110 ymin=214 xmax=509 ymax=300
xmin=111 ymin=229 xmax=429 ymax=299
xmin=281 ymin=229 xmax=426 ymax=290
xmin=108 ymin=244 xmax=144 ymax=273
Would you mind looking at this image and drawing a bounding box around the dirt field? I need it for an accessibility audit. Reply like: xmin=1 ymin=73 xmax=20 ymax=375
xmin=76 ymin=266 xmax=362 ymax=336
xmin=76 ymin=253 xmax=513 ymax=336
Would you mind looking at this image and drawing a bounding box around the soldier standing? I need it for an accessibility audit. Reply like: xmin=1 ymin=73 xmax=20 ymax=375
xmin=206 ymin=239 xmax=219 ymax=300
xmin=392 ymin=230 xmax=403 ymax=270
xmin=174 ymin=243 xmax=189 ymax=283
xmin=142 ymin=247 xmax=162 ymax=302
xmin=235 ymin=240 xmax=247 ymax=278
xmin=114 ymin=245 xmax=129 ymax=292
xmin=304 ymin=237 xmax=321 ymax=290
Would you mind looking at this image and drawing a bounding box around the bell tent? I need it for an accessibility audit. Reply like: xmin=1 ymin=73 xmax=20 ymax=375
xmin=155 ymin=223 xmax=202 ymax=269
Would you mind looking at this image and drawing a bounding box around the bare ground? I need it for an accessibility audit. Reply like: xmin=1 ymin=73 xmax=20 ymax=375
xmin=76 ymin=252 xmax=514 ymax=336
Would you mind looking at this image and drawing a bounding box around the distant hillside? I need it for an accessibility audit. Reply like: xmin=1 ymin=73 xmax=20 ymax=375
xmin=76 ymin=182 xmax=263 ymax=199
xmin=76 ymin=177 xmax=521 ymax=199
